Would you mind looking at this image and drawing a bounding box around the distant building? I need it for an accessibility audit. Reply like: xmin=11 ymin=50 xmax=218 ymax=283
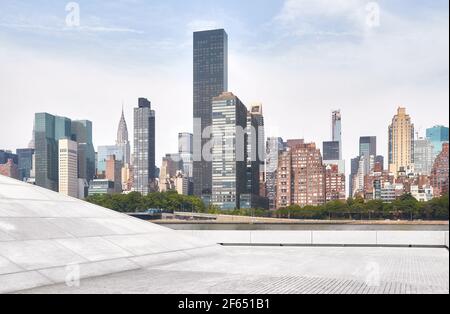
xmin=178 ymin=133 xmax=193 ymax=179
xmin=388 ymin=107 xmax=415 ymax=175
xmin=325 ymin=164 xmax=346 ymax=202
xmin=34 ymin=113 xmax=71 ymax=192
xmin=349 ymin=156 xmax=360 ymax=198
xmin=133 ymin=98 xmax=156 ymax=195
xmin=160 ymin=154 xmax=182 ymax=192
xmin=121 ymin=163 xmax=133 ymax=192
xmin=332 ymin=110 xmax=342 ymax=159
xmin=97 ymin=145 xmax=123 ymax=177
xmin=250 ymin=103 xmax=265 ymax=171
xmin=58 ymin=139 xmax=78 ymax=198
xmin=411 ymin=185 xmax=434 ymax=202
xmin=426 ymin=125 xmax=449 ymax=157
xmin=414 ymin=137 xmax=434 ymax=176
xmin=175 ymin=171 xmax=190 ymax=195
xmin=380 ymin=182 xmax=404 ymax=202
xmin=193 ymin=29 xmax=228 ymax=197
xmin=266 ymin=137 xmax=285 ymax=210
xmin=360 ymin=136 xmax=377 ymax=175
xmin=0 ymin=150 xmax=18 ymax=165
xmin=88 ymin=179 xmax=115 ymax=196
xmin=16 ymin=148 xmax=34 ymax=181
xmin=106 ymin=155 xmax=122 ymax=194
xmin=323 ymin=111 xmax=345 ymax=175
xmin=71 ymin=120 xmax=96 ymax=188
xmin=0 ymin=158 xmax=19 ymax=180
xmin=276 ymin=142 xmax=325 ymax=208
xmin=116 ymin=107 xmax=131 ymax=166
xmin=211 ymin=92 xmax=248 ymax=210
xmin=246 ymin=108 xmax=262 ymax=199
xmin=431 ymin=143 xmax=449 ymax=197
xmin=323 ymin=141 xmax=340 ymax=161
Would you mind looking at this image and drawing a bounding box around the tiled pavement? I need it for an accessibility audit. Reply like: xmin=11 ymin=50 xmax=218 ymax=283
xmin=22 ymin=246 xmax=449 ymax=294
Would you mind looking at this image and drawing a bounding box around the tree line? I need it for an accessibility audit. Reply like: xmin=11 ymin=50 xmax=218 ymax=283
xmin=86 ymin=192 xmax=449 ymax=221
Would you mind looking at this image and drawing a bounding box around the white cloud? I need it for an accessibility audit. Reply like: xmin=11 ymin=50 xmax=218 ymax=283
xmin=0 ymin=40 xmax=192 ymax=164
xmin=187 ymin=19 xmax=221 ymax=33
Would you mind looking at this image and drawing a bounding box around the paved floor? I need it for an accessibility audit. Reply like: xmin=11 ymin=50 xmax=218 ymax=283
xmin=22 ymin=246 xmax=449 ymax=294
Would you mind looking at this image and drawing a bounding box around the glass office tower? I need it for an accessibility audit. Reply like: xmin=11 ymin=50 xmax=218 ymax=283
xmin=16 ymin=148 xmax=34 ymax=181
xmin=34 ymin=113 xmax=71 ymax=191
xmin=211 ymin=92 xmax=247 ymax=210
xmin=133 ymin=98 xmax=156 ymax=195
xmin=193 ymin=29 xmax=228 ymax=196
xmin=426 ymin=125 xmax=449 ymax=157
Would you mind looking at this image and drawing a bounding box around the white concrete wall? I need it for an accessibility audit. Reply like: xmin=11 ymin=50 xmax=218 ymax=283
xmin=179 ymin=230 xmax=449 ymax=247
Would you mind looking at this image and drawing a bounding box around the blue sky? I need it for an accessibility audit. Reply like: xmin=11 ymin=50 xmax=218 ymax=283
xmin=0 ymin=0 xmax=449 ymax=174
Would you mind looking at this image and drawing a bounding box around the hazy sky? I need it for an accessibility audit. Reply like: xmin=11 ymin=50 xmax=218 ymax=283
xmin=0 ymin=0 xmax=449 ymax=175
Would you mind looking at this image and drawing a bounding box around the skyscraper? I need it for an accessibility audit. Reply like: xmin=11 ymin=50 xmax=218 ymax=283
xmin=193 ymin=29 xmax=228 ymax=197
xmin=211 ymin=92 xmax=247 ymax=210
xmin=323 ymin=141 xmax=340 ymax=161
xmin=16 ymin=148 xmax=34 ymax=181
xmin=250 ymin=103 xmax=265 ymax=170
xmin=323 ymin=110 xmax=345 ymax=175
xmin=116 ymin=107 xmax=131 ymax=166
xmin=426 ymin=125 xmax=449 ymax=157
xmin=388 ymin=107 xmax=415 ymax=175
xmin=58 ymin=139 xmax=78 ymax=198
xmin=34 ymin=113 xmax=72 ymax=192
xmin=414 ymin=138 xmax=434 ymax=175
xmin=178 ymin=133 xmax=193 ymax=178
xmin=246 ymin=108 xmax=262 ymax=198
xmin=71 ymin=120 xmax=95 ymax=188
xmin=359 ymin=136 xmax=377 ymax=175
xmin=332 ymin=110 xmax=342 ymax=159
xmin=265 ymin=137 xmax=285 ymax=210
xmin=133 ymin=98 xmax=156 ymax=195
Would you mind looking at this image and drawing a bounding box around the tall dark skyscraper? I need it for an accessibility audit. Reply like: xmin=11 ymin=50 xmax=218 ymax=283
xmin=34 ymin=113 xmax=72 ymax=191
xmin=133 ymin=98 xmax=156 ymax=195
xmin=16 ymin=148 xmax=34 ymax=181
xmin=193 ymin=29 xmax=228 ymax=196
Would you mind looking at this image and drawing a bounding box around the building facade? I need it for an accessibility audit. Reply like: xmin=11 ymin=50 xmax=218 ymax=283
xmin=276 ymin=142 xmax=325 ymax=208
xmin=133 ymin=98 xmax=156 ymax=195
xmin=178 ymin=133 xmax=193 ymax=179
xmin=325 ymin=164 xmax=346 ymax=202
xmin=193 ymin=29 xmax=228 ymax=197
xmin=414 ymin=137 xmax=434 ymax=176
xmin=430 ymin=143 xmax=449 ymax=197
xmin=388 ymin=107 xmax=415 ymax=175
xmin=332 ymin=110 xmax=342 ymax=159
xmin=16 ymin=148 xmax=34 ymax=181
xmin=211 ymin=92 xmax=247 ymax=210
xmin=266 ymin=137 xmax=285 ymax=210
xmin=0 ymin=158 xmax=19 ymax=180
xmin=71 ymin=120 xmax=95 ymax=195
xmin=34 ymin=113 xmax=71 ymax=192
xmin=116 ymin=107 xmax=131 ymax=166
xmin=426 ymin=125 xmax=449 ymax=158
xmin=106 ymin=155 xmax=123 ymax=194
xmin=58 ymin=139 xmax=78 ymax=198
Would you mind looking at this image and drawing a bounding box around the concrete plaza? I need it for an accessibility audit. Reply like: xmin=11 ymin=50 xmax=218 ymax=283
xmin=23 ymin=246 xmax=449 ymax=294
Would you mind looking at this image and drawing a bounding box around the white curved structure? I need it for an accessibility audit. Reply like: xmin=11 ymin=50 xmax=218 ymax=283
xmin=0 ymin=175 xmax=219 ymax=293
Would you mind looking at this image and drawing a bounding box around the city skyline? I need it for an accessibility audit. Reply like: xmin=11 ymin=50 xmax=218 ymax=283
xmin=0 ymin=0 xmax=448 ymax=176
